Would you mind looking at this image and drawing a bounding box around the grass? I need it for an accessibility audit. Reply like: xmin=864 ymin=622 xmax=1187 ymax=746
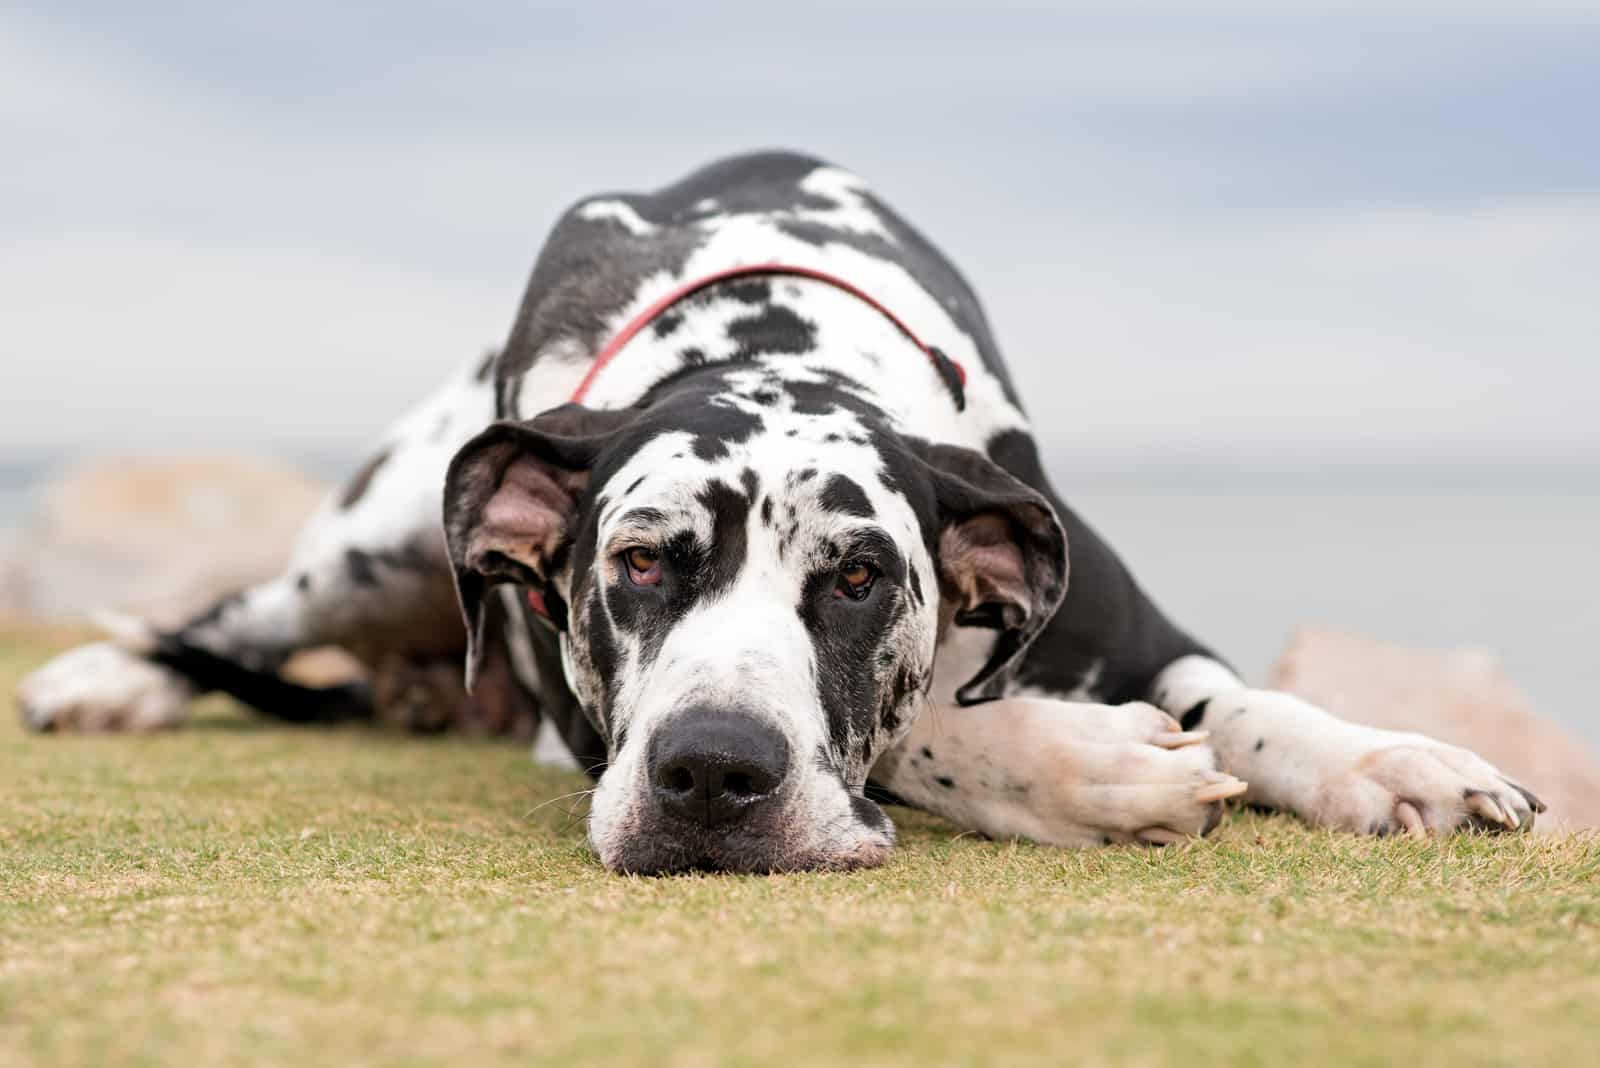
xmin=2 ymin=624 xmax=1598 ymax=1067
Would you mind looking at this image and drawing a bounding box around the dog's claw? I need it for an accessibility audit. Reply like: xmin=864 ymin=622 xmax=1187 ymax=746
xmin=1192 ymin=774 xmax=1248 ymax=804
xmin=1395 ymin=800 xmax=1427 ymax=838
xmin=1509 ymin=782 xmax=1547 ymax=814
xmin=1464 ymin=789 xmax=1512 ymax=830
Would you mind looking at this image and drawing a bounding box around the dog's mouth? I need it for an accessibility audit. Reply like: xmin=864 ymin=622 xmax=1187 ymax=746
xmin=597 ymin=797 xmax=897 ymax=876
xmin=608 ymin=836 xmax=895 ymax=876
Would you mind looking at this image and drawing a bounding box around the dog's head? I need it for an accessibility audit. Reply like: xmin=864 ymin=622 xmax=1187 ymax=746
xmin=443 ymin=367 xmax=1066 ymax=872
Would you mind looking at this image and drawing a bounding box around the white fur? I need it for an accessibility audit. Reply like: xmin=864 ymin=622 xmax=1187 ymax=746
xmin=576 ymin=199 xmax=657 ymax=236
xmin=17 ymin=642 xmax=194 ymax=731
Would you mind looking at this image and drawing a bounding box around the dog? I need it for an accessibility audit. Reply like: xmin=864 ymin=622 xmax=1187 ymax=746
xmin=17 ymin=150 xmax=1545 ymax=872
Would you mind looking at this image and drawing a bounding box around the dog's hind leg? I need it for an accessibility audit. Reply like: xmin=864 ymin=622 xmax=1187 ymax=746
xmin=18 ymin=351 xmax=500 ymax=733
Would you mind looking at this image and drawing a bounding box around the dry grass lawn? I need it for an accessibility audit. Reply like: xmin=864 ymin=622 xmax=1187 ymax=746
xmin=2 ymin=622 xmax=1598 ymax=1067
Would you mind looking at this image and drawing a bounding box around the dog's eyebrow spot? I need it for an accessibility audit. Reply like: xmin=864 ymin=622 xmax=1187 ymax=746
xmin=819 ymin=474 xmax=874 ymax=519
xmin=616 ymin=506 xmax=669 ymax=529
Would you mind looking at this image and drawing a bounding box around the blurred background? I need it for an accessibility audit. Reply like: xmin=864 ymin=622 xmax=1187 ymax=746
xmin=3 ymin=3 xmax=1597 ymax=738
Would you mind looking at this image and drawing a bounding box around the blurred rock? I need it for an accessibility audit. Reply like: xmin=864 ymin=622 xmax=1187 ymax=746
xmin=0 ymin=454 xmax=327 ymax=628
xmin=1271 ymin=627 xmax=1600 ymax=830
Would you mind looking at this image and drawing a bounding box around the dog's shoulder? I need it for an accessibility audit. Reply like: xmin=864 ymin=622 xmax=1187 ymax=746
xmin=497 ymin=150 xmax=1021 ymax=410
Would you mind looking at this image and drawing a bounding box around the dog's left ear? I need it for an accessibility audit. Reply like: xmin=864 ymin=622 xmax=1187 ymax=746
xmin=913 ymin=441 xmax=1068 ymax=705
xmin=443 ymin=404 xmax=639 ymax=690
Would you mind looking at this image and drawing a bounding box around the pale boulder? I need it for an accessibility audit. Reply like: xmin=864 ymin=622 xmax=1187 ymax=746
xmin=0 ymin=454 xmax=327 ymax=628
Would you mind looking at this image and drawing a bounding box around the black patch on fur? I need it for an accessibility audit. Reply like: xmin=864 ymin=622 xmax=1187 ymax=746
xmin=149 ymin=635 xmax=371 ymax=724
xmin=935 ymin=776 xmax=955 ymax=789
xmin=760 ymin=496 xmax=774 ymax=526
xmin=739 ymin=467 xmax=759 ymax=502
xmin=651 ymin=311 xmax=683 ymax=338
xmin=697 ymin=479 xmax=752 ymax=601
xmin=345 ymin=548 xmax=379 ymax=587
xmin=182 ymin=590 xmax=243 ymax=632
xmin=726 ymin=303 xmax=816 ymax=361
xmin=797 ymin=539 xmax=909 ymax=767
xmin=849 ymin=793 xmax=889 ymax=831
xmin=625 ymin=475 xmax=646 ymax=495
xmin=722 ymin=278 xmax=772 ymax=304
xmin=1181 ymin=699 xmax=1210 ymax=731
xmin=295 ymin=572 xmax=311 ymax=593
xmin=339 ymin=447 xmax=391 ymax=510
xmin=474 ymin=349 xmax=497 ymax=381
xmin=921 ymin=746 xmax=934 ymax=760
xmin=819 ymin=474 xmax=874 ymax=519
xmin=580 ymin=582 xmax=620 ymax=728
xmin=1254 ymin=737 xmax=1265 ymax=752
xmin=688 ymin=404 xmax=764 ymax=462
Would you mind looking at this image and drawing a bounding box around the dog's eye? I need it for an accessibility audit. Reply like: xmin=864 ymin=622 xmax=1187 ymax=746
xmin=622 ymin=547 xmax=662 ymax=586
xmin=834 ymin=561 xmax=876 ymax=600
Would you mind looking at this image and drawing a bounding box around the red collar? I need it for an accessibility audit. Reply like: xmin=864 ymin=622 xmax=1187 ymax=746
xmin=568 ymin=262 xmax=967 ymax=407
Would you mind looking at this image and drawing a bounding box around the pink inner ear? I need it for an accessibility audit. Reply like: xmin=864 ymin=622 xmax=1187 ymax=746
xmin=469 ymin=456 xmax=575 ymax=580
xmin=941 ymin=513 xmax=1029 ymax=618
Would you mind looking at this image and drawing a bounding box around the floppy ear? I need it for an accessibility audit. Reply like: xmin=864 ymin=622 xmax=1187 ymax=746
xmin=914 ymin=441 xmax=1068 ymax=706
xmin=443 ymin=404 xmax=638 ymax=690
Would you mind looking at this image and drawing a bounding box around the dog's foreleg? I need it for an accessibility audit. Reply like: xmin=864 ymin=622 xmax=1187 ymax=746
xmin=868 ymin=698 xmax=1245 ymax=847
xmin=1148 ymin=654 xmax=1545 ymax=836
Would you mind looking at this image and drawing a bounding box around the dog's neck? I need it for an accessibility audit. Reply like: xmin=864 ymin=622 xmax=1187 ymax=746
xmin=570 ymin=273 xmax=958 ymax=437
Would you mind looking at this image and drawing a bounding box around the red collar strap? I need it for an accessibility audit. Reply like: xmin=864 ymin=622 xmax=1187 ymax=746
xmin=568 ymin=263 xmax=967 ymax=410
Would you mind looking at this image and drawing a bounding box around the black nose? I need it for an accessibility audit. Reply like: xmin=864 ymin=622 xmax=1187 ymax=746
xmin=648 ymin=710 xmax=790 ymax=827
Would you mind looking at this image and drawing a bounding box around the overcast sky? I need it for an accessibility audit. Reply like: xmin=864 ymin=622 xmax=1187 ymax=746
xmin=3 ymin=2 xmax=1598 ymax=463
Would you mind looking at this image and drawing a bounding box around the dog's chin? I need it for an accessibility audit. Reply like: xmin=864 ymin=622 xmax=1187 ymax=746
xmin=597 ymin=803 xmax=897 ymax=875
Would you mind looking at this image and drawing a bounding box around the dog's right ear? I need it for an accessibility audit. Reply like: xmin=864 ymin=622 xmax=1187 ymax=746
xmin=443 ymin=404 xmax=639 ymax=690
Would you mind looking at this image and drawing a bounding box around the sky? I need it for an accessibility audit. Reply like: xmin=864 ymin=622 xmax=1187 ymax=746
xmin=3 ymin=2 xmax=1599 ymax=465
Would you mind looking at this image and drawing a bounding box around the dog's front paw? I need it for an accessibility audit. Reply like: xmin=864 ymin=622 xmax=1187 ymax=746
xmin=16 ymin=642 xmax=194 ymax=732
xmin=1313 ymin=743 xmax=1545 ymax=837
xmin=1051 ymin=740 xmax=1247 ymax=847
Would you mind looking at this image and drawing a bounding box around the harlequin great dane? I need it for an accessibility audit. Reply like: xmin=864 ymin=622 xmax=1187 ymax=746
xmin=18 ymin=150 xmax=1545 ymax=872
